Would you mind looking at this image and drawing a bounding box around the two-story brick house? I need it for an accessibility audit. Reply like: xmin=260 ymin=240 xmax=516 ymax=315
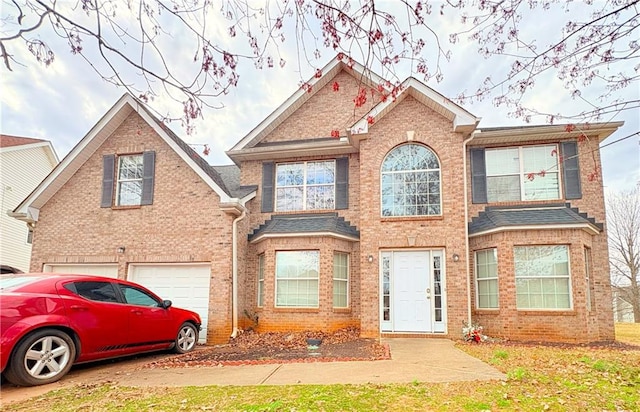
xmin=13 ymin=56 xmax=620 ymax=343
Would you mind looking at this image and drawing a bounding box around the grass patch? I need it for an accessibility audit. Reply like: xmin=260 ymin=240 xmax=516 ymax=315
xmin=615 ymin=322 xmax=640 ymax=345
xmin=4 ymin=342 xmax=639 ymax=412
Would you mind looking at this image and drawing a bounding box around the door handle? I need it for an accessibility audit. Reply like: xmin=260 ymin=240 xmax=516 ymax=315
xmin=131 ymin=309 xmax=143 ymax=315
xmin=69 ymin=305 xmax=89 ymax=311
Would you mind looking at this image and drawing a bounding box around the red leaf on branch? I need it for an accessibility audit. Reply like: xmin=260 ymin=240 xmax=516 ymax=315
xmin=300 ymin=82 xmax=313 ymax=93
xmin=578 ymin=133 xmax=588 ymax=142
xmin=353 ymin=88 xmax=367 ymax=107
xmin=538 ymin=170 xmax=546 ymax=177
xmin=526 ymin=173 xmax=536 ymax=181
xmin=332 ymin=81 xmax=340 ymax=92
xmin=565 ymin=124 xmax=576 ymax=133
xmin=367 ymin=116 xmax=375 ymax=125
xmin=330 ymin=130 xmax=340 ymax=138
xmin=314 ymin=69 xmax=322 ymax=78
xmin=202 ymin=144 xmax=210 ymax=156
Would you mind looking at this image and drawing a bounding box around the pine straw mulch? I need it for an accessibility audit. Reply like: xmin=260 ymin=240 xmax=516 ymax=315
xmin=144 ymin=327 xmax=390 ymax=369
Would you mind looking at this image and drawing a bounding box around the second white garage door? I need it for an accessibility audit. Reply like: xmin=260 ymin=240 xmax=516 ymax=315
xmin=129 ymin=264 xmax=211 ymax=343
xmin=44 ymin=264 xmax=119 ymax=278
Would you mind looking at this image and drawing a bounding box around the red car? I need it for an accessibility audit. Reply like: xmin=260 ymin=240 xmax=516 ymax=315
xmin=1 ymin=273 xmax=201 ymax=386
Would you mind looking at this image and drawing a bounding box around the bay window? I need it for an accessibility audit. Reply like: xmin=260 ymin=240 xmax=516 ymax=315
xmin=515 ymin=245 xmax=571 ymax=309
xmin=275 ymin=251 xmax=319 ymax=307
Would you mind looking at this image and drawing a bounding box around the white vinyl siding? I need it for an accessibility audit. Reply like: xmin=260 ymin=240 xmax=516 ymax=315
xmin=1 ymin=144 xmax=57 ymax=271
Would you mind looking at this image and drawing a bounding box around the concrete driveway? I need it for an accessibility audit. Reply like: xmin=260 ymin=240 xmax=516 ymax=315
xmin=1 ymin=339 xmax=504 ymax=405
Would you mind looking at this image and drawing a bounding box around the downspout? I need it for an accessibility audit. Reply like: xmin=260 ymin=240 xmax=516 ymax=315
xmin=463 ymin=131 xmax=477 ymax=326
xmin=230 ymin=208 xmax=247 ymax=339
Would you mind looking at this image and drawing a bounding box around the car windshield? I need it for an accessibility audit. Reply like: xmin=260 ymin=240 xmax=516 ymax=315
xmin=0 ymin=275 xmax=44 ymax=291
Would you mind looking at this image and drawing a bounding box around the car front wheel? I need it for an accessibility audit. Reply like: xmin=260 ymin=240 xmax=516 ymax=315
xmin=4 ymin=329 xmax=76 ymax=386
xmin=174 ymin=323 xmax=198 ymax=354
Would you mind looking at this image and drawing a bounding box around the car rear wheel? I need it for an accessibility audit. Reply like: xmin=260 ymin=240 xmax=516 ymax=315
xmin=174 ymin=323 xmax=198 ymax=354
xmin=4 ymin=329 xmax=76 ymax=387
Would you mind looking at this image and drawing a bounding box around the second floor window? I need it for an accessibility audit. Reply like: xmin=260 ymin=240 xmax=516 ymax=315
xmin=116 ymin=155 xmax=144 ymax=206
xmin=276 ymin=161 xmax=335 ymax=211
xmin=381 ymin=143 xmax=441 ymax=217
xmin=486 ymin=145 xmax=560 ymax=202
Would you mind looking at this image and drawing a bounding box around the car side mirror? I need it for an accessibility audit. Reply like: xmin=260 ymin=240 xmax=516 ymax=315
xmin=161 ymin=299 xmax=172 ymax=309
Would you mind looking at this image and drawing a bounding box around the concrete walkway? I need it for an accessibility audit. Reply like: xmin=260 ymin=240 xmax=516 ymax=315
xmin=116 ymin=339 xmax=505 ymax=387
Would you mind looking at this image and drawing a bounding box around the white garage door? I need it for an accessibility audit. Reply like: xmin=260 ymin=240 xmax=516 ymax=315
xmin=45 ymin=264 xmax=119 ymax=278
xmin=129 ymin=264 xmax=211 ymax=343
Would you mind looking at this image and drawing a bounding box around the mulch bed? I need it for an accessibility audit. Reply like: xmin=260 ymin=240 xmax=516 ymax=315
xmin=144 ymin=327 xmax=390 ymax=369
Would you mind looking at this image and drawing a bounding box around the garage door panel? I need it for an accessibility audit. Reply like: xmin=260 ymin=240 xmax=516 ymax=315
xmin=45 ymin=264 xmax=118 ymax=278
xmin=129 ymin=264 xmax=210 ymax=344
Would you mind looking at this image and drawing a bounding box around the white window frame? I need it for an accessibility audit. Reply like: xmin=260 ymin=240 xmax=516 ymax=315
xmin=116 ymin=154 xmax=144 ymax=206
xmin=485 ymin=145 xmax=561 ymax=202
xmin=584 ymin=247 xmax=592 ymax=311
xmin=475 ymin=248 xmax=499 ymax=309
xmin=333 ymin=252 xmax=349 ymax=308
xmin=514 ymin=245 xmax=572 ymax=310
xmin=257 ymin=254 xmax=265 ymax=307
xmin=380 ymin=143 xmax=442 ymax=217
xmin=275 ymin=251 xmax=319 ymax=308
xmin=275 ymin=161 xmax=335 ymax=211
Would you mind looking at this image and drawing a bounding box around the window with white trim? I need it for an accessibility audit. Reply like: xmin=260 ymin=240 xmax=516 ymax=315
xmin=333 ymin=252 xmax=349 ymax=308
xmin=275 ymin=161 xmax=335 ymax=211
xmin=257 ymin=254 xmax=265 ymax=307
xmin=381 ymin=143 xmax=441 ymax=217
xmin=475 ymin=249 xmax=498 ymax=309
xmin=515 ymin=245 xmax=571 ymax=309
xmin=584 ymin=247 xmax=593 ymax=311
xmin=275 ymin=251 xmax=319 ymax=307
xmin=116 ymin=154 xmax=144 ymax=206
xmin=486 ymin=145 xmax=560 ymax=202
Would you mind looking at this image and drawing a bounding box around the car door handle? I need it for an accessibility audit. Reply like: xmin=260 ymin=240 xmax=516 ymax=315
xmin=69 ymin=305 xmax=89 ymax=311
xmin=131 ymin=309 xmax=143 ymax=315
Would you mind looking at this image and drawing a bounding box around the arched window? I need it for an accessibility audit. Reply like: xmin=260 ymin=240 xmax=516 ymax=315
xmin=381 ymin=144 xmax=441 ymax=217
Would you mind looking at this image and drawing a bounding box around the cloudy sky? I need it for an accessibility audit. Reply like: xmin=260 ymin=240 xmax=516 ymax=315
xmin=1 ymin=1 xmax=638 ymax=194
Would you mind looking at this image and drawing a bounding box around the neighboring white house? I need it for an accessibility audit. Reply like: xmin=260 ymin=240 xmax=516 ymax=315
xmin=613 ymin=288 xmax=636 ymax=323
xmin=1 ymin=135 xmax=58 ymax=271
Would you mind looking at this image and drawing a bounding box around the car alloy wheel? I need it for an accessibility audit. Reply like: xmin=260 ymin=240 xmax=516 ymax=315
xmin=5 ymin=329 xmax=76 ymax=386
xmin=174 ymin=323 xmax=198 ymax=354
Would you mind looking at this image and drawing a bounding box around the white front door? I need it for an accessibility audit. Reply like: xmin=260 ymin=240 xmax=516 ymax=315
xmin=393 ymin=252 xmax=431 ymax=332
xmin=381 ymin=250 xmax=446 ymax=333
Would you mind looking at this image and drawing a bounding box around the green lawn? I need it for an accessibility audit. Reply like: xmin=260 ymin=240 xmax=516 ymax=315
xmin=4 ymin=326 xmax=639 ymax=411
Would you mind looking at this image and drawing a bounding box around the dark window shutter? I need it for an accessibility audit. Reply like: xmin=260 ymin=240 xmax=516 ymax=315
xmin=141 ymin=151 xmax=156 ymax=205
xmin=561 ymin=141 xmax=582 ymax=199
xmin=101 ymin=154 xmax=115 ymax=207
xmin=261 ymin=162 xmax=274 ymax=213
xmin=335 ymin=157 xmax=349 ymax=209
xmin=470 ymin=148 xmax=487 ymax=204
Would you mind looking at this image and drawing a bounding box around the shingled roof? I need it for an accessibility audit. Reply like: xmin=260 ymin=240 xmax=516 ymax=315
xmin=469 ymin=203 xmax=603 ymax=236
xmin=249 ymin=213 xmax=360 ymax=243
